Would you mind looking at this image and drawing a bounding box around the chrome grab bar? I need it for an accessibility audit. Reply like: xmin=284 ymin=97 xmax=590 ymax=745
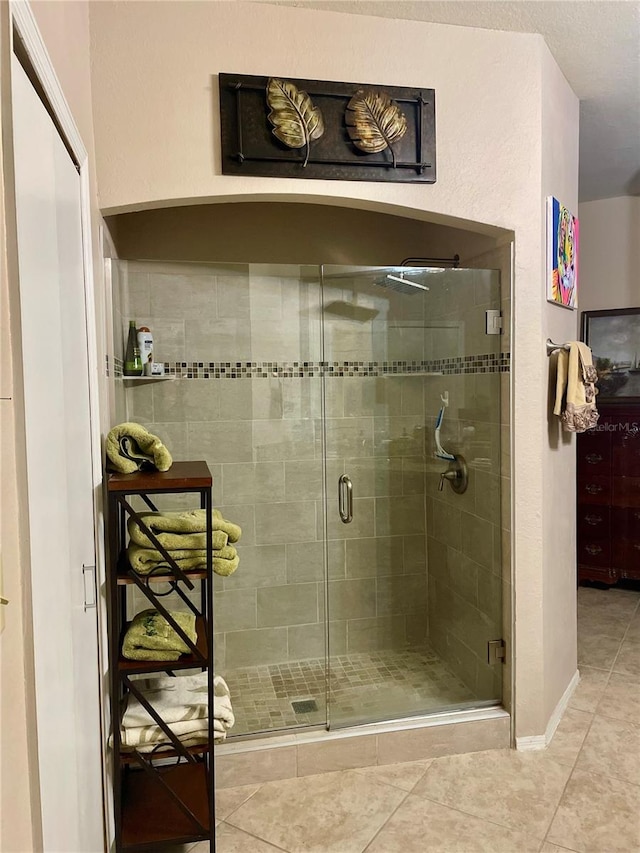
xmin=338 ymin=474 xmax=353 ymax=524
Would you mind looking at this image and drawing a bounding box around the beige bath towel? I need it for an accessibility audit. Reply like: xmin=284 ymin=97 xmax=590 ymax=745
xmin=106 ymin=422 xmax=173 ymax=474
xmin=553 ymin=341 xmax=599 ymax=433
xmin=127 ymin=543 xmax=240 ymax=577
xmin=114 ymin=672 xmax=234 ymax=749
xmin=128 ymin=509 xmax=241 ymax=550
xmin=121 ymin=609 xmax=197 ymax=661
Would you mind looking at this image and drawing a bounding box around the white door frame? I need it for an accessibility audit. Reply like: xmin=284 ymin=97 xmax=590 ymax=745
xmin=8 ymin=0 xmax=110 ymax=845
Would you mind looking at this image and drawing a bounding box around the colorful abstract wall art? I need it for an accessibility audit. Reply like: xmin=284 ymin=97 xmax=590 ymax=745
xmin=547 ymin=196 xmax=579 ymax=309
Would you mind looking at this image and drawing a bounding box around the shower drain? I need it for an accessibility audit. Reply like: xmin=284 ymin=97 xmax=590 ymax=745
xmin=291 ymin=699 xmax=318 ymax=714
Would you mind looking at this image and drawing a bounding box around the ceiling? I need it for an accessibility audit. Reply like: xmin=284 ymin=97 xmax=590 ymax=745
xmin=262 ymin=1 xmax=640 ymax=202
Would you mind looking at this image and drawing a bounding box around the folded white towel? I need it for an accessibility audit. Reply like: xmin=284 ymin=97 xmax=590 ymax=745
xmin=112 ymin=673 xmax=235 ymax=749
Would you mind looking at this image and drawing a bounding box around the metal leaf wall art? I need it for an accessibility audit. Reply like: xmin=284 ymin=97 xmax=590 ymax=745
xmin=266 ymin=77 xmax=324 ymax=167
xmin=219 ymin=72 xmax=436 ymax=184
xmin=345 ymin=90 xmax=408 ymax=167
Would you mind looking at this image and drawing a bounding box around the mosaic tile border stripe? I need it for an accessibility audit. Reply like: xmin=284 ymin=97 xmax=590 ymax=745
xmin=110 ymin=353 xmax=510 ymax=379
xmin=107 ymin=354 xmax=124 ymax=378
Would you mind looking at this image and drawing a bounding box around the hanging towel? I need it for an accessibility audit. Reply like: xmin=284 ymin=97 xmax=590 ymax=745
xmin=121 ymin=609 xmax=197 ymax=661
xmin=553 ymin=341 xmax=599 ymax=433
xmin=127 ymin=543 xmax=240 ymax=578
xmin=106 ymin=422 xmax=173 ymax=474
xmin=127 ymin=509 xmax=241 ymax=550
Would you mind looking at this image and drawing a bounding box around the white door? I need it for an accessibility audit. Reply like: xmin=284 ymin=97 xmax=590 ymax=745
xmin=11 ymin=55 xmax=104 ymax=852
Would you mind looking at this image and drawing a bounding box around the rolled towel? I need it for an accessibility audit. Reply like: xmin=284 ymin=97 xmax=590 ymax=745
xmin=127 ymin=543 xmax=240 ymax=578
xmin=128 ymin=509 xmax=241 ymax=550
xmin=121 ymin=609 xmax=197 ymax=661
xmin=106 ymin=422 xmax=173 ymax=474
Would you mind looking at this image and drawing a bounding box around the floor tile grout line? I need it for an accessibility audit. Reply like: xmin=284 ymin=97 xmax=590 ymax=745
xmin=548 ymin=594 xmax=638 ymax=844
xmin=218 ymin=817 xmax=291 ymax=852
xmin=544 ymin=593 xmax=640 ymax=847
xmin=360 ymin=787 xmax=412 ymax=853
xmin=540 ymin=709 xmax=599 ymax=847
xmin=600 ymin=593 xmax=639 ymax=680
xmin=399 ymin=773 xmax=550 ymax=843
xmin=215 ymin=782 xmax=264 ymax=822
xmin=557 ymin=754 xmax=640 ymax=791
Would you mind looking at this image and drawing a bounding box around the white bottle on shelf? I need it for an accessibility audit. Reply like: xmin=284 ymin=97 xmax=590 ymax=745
xmin=137 ymin=326 xmax=153 ymax=375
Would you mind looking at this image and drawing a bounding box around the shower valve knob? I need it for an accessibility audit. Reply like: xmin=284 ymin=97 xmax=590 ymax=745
xmin=438 ymin=455 xmax=469 ymax=495
xmin=438 ymin=470 xmax=458 ymax=491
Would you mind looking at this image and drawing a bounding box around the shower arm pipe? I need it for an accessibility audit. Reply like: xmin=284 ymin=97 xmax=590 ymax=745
xmin=546 ymin=339 xmax=571 ymax=357
xmin=400 ymin=254 xmax=460 ymax=268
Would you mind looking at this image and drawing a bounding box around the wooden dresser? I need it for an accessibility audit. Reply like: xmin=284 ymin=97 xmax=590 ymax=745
xmin=577 ymin=405 xmax=640 ymax=584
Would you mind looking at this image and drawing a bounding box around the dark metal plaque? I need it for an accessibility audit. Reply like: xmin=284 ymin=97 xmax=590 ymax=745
xmin=219 ymin=73 xmax=436 ymax=184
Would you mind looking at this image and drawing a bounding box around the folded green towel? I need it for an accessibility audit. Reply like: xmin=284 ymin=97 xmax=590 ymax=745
xmin=106 ymin=422 xmax=173 ymax=474
xmin=122 ymin=609 xmax=197 ymax=661
xmin=128 ymin=509 xmax=241 ymax=550
xmin=127 ymin=543 xmax=239 ymax=577
xmin=213 ymin=551 xmax=239 ymax=577
xmin=213 ymin=510 xmax=242 ymax=543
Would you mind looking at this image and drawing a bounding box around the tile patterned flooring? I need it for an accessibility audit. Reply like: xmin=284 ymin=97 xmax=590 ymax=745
xmin=175 ymin=585 xmax=640 ymax=852
xmin=225 ymin=647 xmax=475 ymax=735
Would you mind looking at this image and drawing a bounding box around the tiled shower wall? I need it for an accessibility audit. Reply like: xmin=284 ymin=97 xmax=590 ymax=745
xmin=423 ymin=261 xmax=508 ymax=702
xmin=119 ymin=262 xmax=432 ymax=674
xmin=118 ymin=260 xmax=508 ymax=704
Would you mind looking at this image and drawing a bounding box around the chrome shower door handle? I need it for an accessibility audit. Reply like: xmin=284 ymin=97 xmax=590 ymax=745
xmin=338 ymin=474 xmax=353 ymax=524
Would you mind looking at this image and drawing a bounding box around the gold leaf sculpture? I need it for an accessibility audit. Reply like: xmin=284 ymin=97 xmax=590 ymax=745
xmin=345 ymin=90 xmax=408 ymax=167
xmin=266 ymin=78 xmax=324 ymax=168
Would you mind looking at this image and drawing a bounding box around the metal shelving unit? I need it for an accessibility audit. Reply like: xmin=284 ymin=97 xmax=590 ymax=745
xmin=106 ymin=461 xmax=215 ymax=852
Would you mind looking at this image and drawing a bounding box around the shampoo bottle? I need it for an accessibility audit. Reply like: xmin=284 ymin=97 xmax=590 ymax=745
xmin=137 ymin=326 xmax=153 ymax=376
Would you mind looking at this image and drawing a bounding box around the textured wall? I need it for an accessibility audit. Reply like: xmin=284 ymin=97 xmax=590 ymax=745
xmin=541 ymin=47 xmax=580 ymax=728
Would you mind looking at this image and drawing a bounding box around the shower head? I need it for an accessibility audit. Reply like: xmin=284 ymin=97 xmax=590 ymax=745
xmin=373 ymin=271 xmax=429 ymax=295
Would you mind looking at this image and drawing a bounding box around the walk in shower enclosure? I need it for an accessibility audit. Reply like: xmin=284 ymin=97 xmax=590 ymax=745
xmin=114 ymin=261 xmax=506 ymax=737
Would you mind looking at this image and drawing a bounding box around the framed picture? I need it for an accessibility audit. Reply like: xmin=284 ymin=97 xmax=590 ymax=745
xmin=581 ymin=308 xmax=640 ymax=401
xmin=547 ymin=196 xmax=578 ymax=309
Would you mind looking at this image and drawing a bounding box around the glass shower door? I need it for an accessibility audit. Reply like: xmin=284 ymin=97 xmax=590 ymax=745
xmin=320 ymin=265 xmax=504 ymax=728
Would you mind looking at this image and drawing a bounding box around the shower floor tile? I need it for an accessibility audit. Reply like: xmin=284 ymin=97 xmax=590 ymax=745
xmin=223 ymin=646 xmax=475 ymax=737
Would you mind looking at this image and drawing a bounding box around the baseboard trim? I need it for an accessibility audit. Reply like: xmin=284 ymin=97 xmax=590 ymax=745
xmin=515 ymin=669 xmax=580 ymax=752
xmin=515 ymin=734 xmax=547 ymax=751
xmin=544 ymin=668 xmax=580 ymax=744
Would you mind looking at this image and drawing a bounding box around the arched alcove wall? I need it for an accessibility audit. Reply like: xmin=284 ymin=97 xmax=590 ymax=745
xmin=107 ymin=199 xmax=504 ymax=265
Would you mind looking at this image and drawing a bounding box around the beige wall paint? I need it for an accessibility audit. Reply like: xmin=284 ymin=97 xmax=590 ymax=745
xmin=540 ymin=47 xmax=580 ymax=728
xmin=578 ymin=196 xmax=640 ymax=313
xmin=1 ymin=2 xmax=107 ymax=850
xmin=88 ymin=2 xmax=579 ymax=740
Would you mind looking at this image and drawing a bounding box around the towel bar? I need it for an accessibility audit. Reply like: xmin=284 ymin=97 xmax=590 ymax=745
xmin=546 ymin=338 xmax=571 ymax=356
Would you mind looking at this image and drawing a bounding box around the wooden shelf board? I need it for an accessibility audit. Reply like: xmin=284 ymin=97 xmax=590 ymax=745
xmin=118 ymin=615 xmax=208 ymax=675
xmin=120 ymin=762 xmax=211 ymax=850
xmin=107 ymin=461 xmax=212 ymax=493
